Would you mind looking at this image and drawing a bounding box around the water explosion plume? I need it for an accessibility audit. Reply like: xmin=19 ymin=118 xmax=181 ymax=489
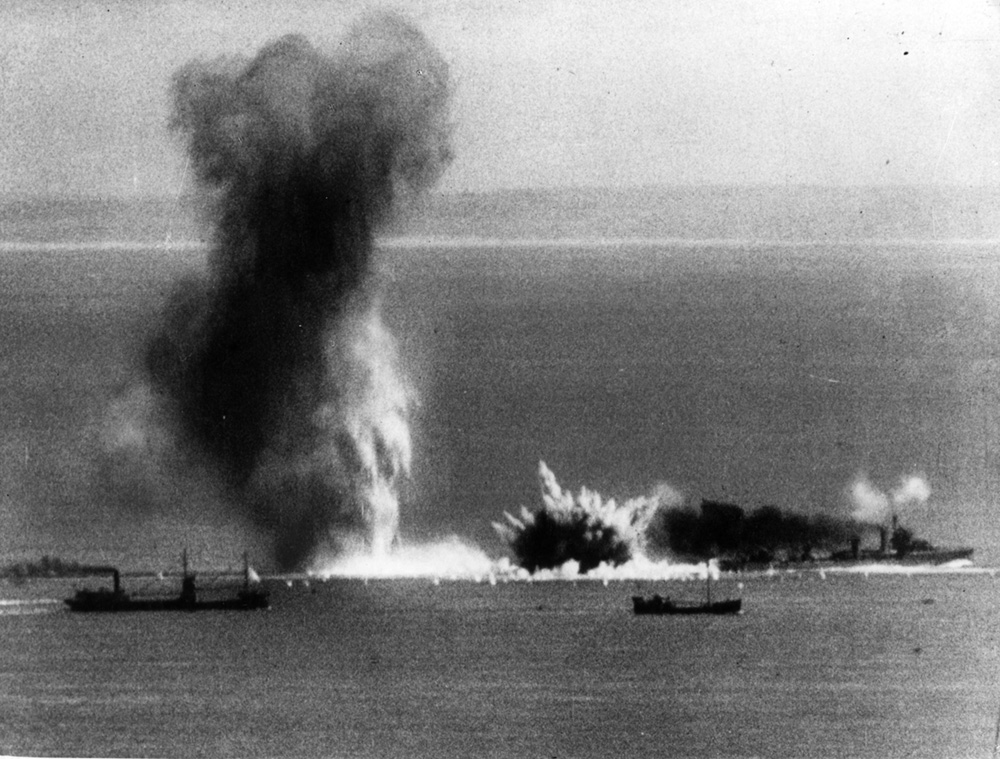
xmin=141 ymin=14 xmax=451 ymax=570
xmin=493 ymin=462 xmax=682 ymax=573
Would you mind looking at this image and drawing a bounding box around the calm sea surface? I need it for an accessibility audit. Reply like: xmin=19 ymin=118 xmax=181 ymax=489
xmin=2 ymin=240 xmax=997 ymax=565
xmin=1 ymin=571 xmax=999 ymax=758
xmin=2 ymin=209 xmax=1000 ymax=757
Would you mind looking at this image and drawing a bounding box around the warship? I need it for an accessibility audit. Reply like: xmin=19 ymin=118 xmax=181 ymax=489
xmin=719 ymin=515 xmax=973 ymax=572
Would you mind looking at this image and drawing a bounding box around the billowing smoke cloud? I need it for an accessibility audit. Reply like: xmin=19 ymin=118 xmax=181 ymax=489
xmin=103 ymin=14 xmax=452 ymax=571
xmin=493 ymin=461 xmax=683 ymax=573
xmin=850 ymin=474 xmax=891 ymax=524
xmin=649 ymin=500 xmax=855 ymax=562
xmin=891 ymin=475 xmax=931 ymax=509
xmin=849 ymin=473 xmax=931 ymax=525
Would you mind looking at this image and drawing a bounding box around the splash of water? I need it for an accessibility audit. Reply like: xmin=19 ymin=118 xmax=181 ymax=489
xmin=493 ymin=461 xmax=682 ymax=573
xmin=313 ymin=536 xmax=495 ymax=579
xmin=101 ymin=13 xmax=452 ymax=571
xmin=311 ymin=541 xmax=720 ymax=583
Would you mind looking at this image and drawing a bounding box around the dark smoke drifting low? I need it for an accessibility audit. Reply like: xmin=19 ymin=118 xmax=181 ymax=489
xmin=106 ymin=14 xmax=452 ymax=570
xmin=650 ymin=501 xmax=855 ymax=563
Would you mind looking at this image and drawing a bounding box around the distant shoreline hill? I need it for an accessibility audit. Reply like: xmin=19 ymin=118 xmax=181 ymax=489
xmin=399 ymin=186 xmax=1000 ymax=243
xmin=2 ymin=186 xmax=1000 ymax=244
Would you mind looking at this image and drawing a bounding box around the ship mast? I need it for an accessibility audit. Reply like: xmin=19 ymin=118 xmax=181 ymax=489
xmin=706 ymin=561 xmax=712 ymax=605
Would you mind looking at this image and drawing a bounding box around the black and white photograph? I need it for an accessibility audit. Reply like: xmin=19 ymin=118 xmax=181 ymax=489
xmin=1 ymin=1 xmax=1000 ymax=757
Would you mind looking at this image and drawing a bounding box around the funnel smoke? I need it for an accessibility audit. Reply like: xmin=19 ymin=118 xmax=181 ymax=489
xmin=850 ymin=475 xmax=891 ymax=524
xmin=849 ymin=473 xmax=931 ymax=526
xmin=133 ymin=14 xmax=451 ymax=570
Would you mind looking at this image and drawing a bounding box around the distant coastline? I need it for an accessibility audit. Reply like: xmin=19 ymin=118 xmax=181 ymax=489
xmin=5 ymin=238 xmax=1000 ymax=257
xmin=0 ymin=555 xmax=88 ymax=580
xmin=2 ymin=185 xmax=1000 ymax=245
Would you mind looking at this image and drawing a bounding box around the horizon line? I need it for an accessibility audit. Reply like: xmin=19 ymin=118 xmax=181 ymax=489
xmin=4 ymin=182 xmax=1000 ymax=204
xmin=2 ymin=236 xmax=1000 ymax=254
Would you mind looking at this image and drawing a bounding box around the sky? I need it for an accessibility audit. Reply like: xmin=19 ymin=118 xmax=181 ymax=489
xmin=1 ymin=0 xmax=999 ymax=573
xmin=1 ymin=0 xmax=1000 ymax=197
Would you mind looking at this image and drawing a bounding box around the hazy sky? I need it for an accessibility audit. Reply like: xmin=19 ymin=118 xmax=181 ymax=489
xmin=1 ymin=0 xmax=999 ymax=196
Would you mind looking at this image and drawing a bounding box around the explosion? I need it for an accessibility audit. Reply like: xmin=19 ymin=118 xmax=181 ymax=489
xmin=102 ymin=14 xmax=452 ymax=571
xmin=494 ymin=462 xmax=682 ymax=573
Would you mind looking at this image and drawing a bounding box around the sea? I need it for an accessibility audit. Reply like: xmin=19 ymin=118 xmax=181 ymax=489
xmin=1 ymin=190 xmax=1000 ymax=757
xmin=1 ymin=569 xmax=999 ymax=758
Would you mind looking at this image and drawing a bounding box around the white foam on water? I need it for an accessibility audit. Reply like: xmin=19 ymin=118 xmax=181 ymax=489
xmin=0 ymin=598 xmax=64 ymax=615
xmin=532 ymin=555 xmax=717 ymax=582
xmin=310 ymin=536 xmax=722 ymax=583
xmin=312 ymin=536 xmax=496 ymax=580
xmin=811 ymin=560 xmax=984 ymax=576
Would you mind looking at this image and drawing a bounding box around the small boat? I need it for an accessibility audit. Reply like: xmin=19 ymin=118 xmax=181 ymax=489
xmin=632 ymin=561 xmax=742 ymax=616
xmin=632 ymin=594 xmax=742 ymax=615
xmin=65 ymin=552 xmax=268 ymax=613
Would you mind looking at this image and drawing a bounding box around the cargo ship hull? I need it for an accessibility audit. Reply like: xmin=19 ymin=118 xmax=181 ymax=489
xmin=64 ymin=589 xmax=269 ymax=613
xmin=64 ymin=553 xmax=268 ymax=612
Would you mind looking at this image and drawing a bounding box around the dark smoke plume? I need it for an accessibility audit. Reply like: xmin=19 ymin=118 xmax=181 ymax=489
xmin=649 ymin=500 xmax=855 ymax=563
xmin=131 ymin=14 xmax=451 ymax=570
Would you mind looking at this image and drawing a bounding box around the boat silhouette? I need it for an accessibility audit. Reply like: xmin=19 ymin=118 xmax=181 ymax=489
xmin=64 ymin=552 xmax=268 ymax=613
xmin=631 ymin=594 xmax=742 ymax=615
xmin=632 ymin=561 xmax=742 ymax=616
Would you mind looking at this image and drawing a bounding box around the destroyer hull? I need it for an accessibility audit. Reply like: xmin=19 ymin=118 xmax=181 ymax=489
xmin=723 ymin=547 xmax=974 ymax=573
xmin=809 ymin=547 xmax=973 ymax=569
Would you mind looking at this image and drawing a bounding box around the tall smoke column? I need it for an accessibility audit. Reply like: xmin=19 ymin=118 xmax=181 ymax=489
xmin=147 ymin=14 xmax=452 ymax=570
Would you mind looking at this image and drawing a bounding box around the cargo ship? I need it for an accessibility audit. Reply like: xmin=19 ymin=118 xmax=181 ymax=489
xmin=64 ymin=552 xmax=268 ymax=612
